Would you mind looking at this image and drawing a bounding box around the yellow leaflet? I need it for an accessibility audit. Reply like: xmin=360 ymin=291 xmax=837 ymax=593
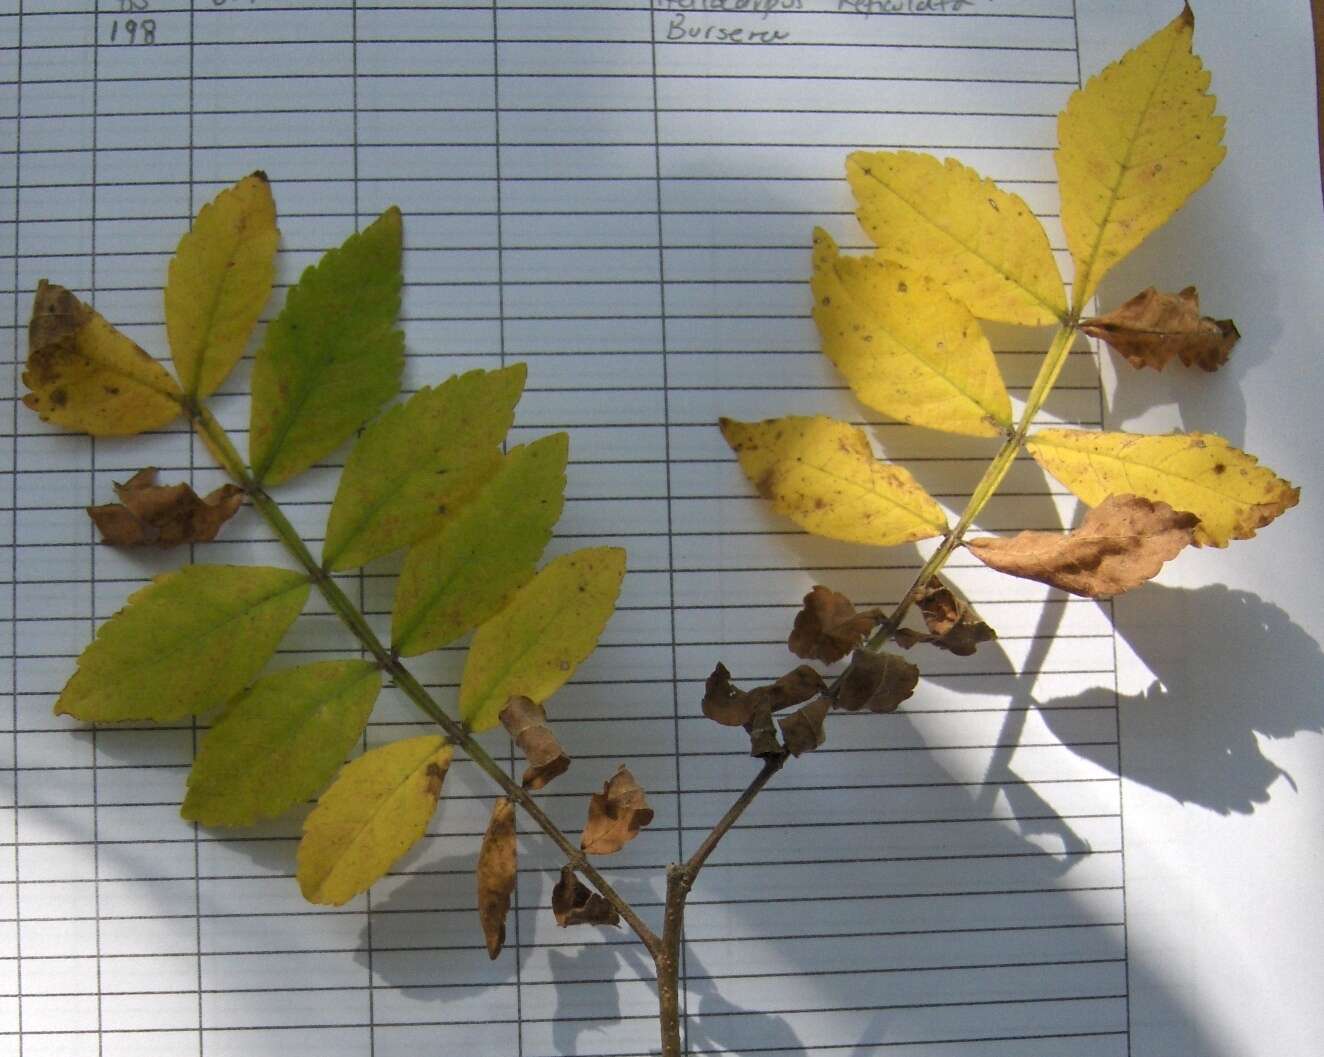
xmin=182 ymin=660 xmax=381 ymax=828
xmin=54 ymin=565 xmax=310 ymax=722
xmin=392 ymin=433 xmax=568 ymax=657
xmin=24 ymin=281 xmax=182 ymax=435
xmin=298 ymin=736 xmax=453 ymax=906
xmin=459 ymin=548 xmax=626 ymax=733
xmin=166 ymin=172 xmax=279 ymax=398
xmin=811 ymin=229 xmax=1011 ymax=437
xmin=323 ymin=365 xmax=526 ymax=571
xmin=720 ymin=415 xmax=948 ymax=547
xmin=1057 ymin=6 xmax=1225 ymax=311
xmin=846 ymin=151 xmax=1066 ymax=326
xmin=1028 ymin=429 xmax=1298 ymax=548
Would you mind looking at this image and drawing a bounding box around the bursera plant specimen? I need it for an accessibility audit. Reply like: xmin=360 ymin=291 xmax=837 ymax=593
xmin=20 ymin=8 xmax=1299 ymax=1055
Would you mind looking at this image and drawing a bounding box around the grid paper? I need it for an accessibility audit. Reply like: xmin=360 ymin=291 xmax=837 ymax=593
xmin=1 ymin=3 xmax=1131 ymax=1055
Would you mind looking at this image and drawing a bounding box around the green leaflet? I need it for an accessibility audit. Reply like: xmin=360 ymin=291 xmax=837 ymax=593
xmin=298 ymin=735 xmax=453 ymax=906
xmin=392 ymin=432 xmax=568 ymax=657
xmin=459 ymin=547 xmax=626 ymax=732
xmin=165 ymin=172 xmax=279 ymax=398
xmin=54 ymin=565 xmax=310 ymax=723
xmin=182 ymin=660 xmax=381 ymax=827
xmin=322 ymin=365 xmax=527 ymax=571
xmin=249 ymin=208 xmax=404 ymax=486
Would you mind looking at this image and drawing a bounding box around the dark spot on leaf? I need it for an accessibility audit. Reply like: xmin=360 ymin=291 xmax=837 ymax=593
xmin=50 ymin=388 xmax=68 ymax=407
xmin=1213 ymin=463 xmax=1226 ymax=475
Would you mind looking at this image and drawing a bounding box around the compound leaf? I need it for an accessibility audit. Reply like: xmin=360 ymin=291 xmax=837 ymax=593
xmin=720 ymin=415 xmax=947 ymax=547
xmin=182 ymin=660 xmax=381 ymax=827
xmin=392 ymin=433 xmax=568 ymax=657
xmin=968 ymin=494 xmax=1198 ymax=598
xmin=298 ymin=735 xmax=452 ymax=906
xmin=54 ymin=565 xmax=310 ymax=722
xmin=1057 ymin=6 xmax=1226 ymax=311
xmin=166 ymin=172 xmax=279 ymax=398
xmin=846 ymin=150 xmax=1066 ymax=326
xmin=459 ymin=547 xmax=626 ymax=733
xmin=1028 ymin=429 xmax=1298 ymax=547
xmin=249 ymin=208 xmax=404 ymax=486
xmin=811 ymin=230 xmax=1011 ymax=436
xmin=323 ymin=365 xmax=526 ymax=571
xmin=24 ymin=281 xmax=182 ymax=435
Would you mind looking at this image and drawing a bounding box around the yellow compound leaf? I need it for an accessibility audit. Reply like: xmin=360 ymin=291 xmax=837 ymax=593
xmin=1057 ymin=6 xmax=1226 ymax=311
xmin=1028 ymin=429 xmax=1299 ymax=547
xmin=811 ymin=229 xmax=1011 ymax=436
xmin=166 ymin=172 xmax=279 ymax=398
xmin=298 ymin=735 xmax=452 ymax=906
xmin=459 ymin=547 xmax=626 ymax=733
xmin=846 ymin=150 xmax=1067 ymax=326
xmin=24 ymin=281 xmax=182 ymax=435
xmin=54 ymin=565 xmax=310 ymax=723
xmin=719 ymin=415 xmax=947 ymax=547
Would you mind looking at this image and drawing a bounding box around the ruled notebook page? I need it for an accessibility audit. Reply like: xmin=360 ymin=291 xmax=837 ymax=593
xmin=2 ymin=4 xmax=1130 ymax=1056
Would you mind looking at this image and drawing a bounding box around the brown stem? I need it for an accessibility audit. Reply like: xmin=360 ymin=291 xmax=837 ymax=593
xmin=656 ymin=754 xmax=787 ymax=1057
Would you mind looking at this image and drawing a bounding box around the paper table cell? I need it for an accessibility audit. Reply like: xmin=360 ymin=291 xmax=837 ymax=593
xmin=11 ymin=878 xmax=95 ymax=922
xmin=201 ymin=951 xmax=362 ymax=994
xmin=195 ymin=76 xmax=354 ymax=114
xmin=194 ymin=110 xmax=355 ymax=150
xmin=15 ymin=954 xmax=98 ymax=997
xmin=357 ymin=8 xmax=492 ymax=42
xmin=504 ymin=317 xmax=662 ymax=356
xmin=96 ymin=79 xmax=191 ymax=116
xmin=194 ymin=8 xmax=353 ymax=45
xmin=102 ymin=1032 xmax=203 ymax=1057
xmin=357 ymin=106 xmax=496 ymax=147
xmin=19 ymin=1033 xmax=99 ymax=1057
xmin=501 ymin=74 xmax=653 ymax=110
xmin=204 ymin=1026 xmax=371 ymax=1057
xmin=102 ymin=989 xmax=199 ymax=1032
xmin=501 ymin=143 xmax=655 ymax=179
xmin=358 ymin=143 xmax=494 ymax=180
xmin=357 ymin=40 xmax=491 ymax=77
xmin=100 ymin=914 xmax=198 ymax=958
xmin=92 ymin=146 xmax=190 ymax=186
xmin=15 ymin=80 xmax=94 ymax=119
xmin=16 ymin=770 xmax=95 ymax=811
xmin=199 ymin=909 xmax=365 ymax=955
xmin=97 ymin=838 xmax=196 ymax=882
xmin=501 ymin=177 xmax=657 ymax=213
xmin=499 ymin=40 xmax=652 ymax=76
xmin=100 ymin=879 xmax=197 ymax=920
xmin=19 ymin=917 xmax=98 ymax=959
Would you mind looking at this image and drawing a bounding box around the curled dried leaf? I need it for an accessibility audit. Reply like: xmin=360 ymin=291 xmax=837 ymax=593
xmin=551 ymin=865 xmax=620 ymax=928
xmin=701 ymin=662 xmax=826 ymax=728
xmin=580 ymin=766 xmax=654 ymax=855
xmin=87 ymin=468 xmax=245 ymax=548
xmin=702 ymin=662 xmax=751 ymax=727
xmin=834 ymin=649 xmax=919 ymax=714
xmin=476 ymin=798 xmax=517 ymax=959
xmin=967 ymin=494 xmax=1199 ymax=599
xmin=894 ymin=577 xmax=996 ymax=657
xmin=778 ymin=698 xmax=830 ymax=757
xmin=788 ymin=586 xmax=884 ymax=664
xmin=1080 ymin=286 xmax=1238 ymax=372
xmin=499 ymin=695 xmax=571 ymax=790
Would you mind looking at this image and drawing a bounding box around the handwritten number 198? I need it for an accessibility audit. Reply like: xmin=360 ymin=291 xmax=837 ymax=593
xmin=109 ymin=18 xmax=157 ymax=45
